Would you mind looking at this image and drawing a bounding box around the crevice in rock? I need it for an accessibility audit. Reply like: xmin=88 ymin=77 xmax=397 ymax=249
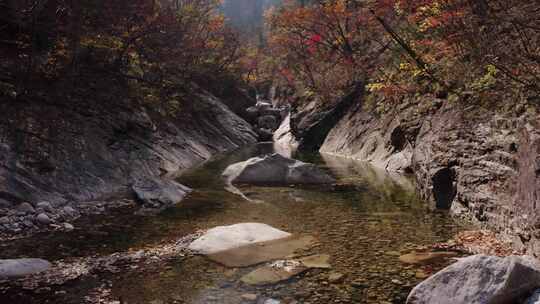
xmin=390 ymin=126 xmax=407 ymax=152
xmin=403 ymin=166 xmax=414 ymax=174
xmin=509 ymin=142 xmax=518 ymax=153
xmin=432 ymin=167 xmax=457 ymax=209
xmin=295 ymin=81 xmax=365 ymax=152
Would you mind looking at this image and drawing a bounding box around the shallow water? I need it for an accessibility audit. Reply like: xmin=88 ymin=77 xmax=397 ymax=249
xmin=0 ymin=143 xmax=465 ymax=303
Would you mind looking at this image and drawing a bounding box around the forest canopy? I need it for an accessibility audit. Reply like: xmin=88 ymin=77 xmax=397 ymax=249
xmin=0 ymin=0 xmax=247 ymax=113
xmin=250 ymin=0 xmax=540 ymax=106
xmin=1 ymin=0 xmax=539 ymax=110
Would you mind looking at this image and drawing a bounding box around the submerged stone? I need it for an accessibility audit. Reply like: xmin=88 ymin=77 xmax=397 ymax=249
xmin=0 ymin=258 xmax=51 ymax=279
xmin=328 ymin=272 xmax=345 ymax=283
xmin=299 ymin=254 xmax=331 ymax=269
xmin=241 ymin=263 xmax=303 ymax=286
xmin=188 ymin=223 xmax=291 ymax=255
xmin=241 ymin=254 xmax=332 ymax=286
xmin=399 ymin=251 xmax=458 ymax=265
xmin=35 ymin=213 xmax=51 ymax=225
xmin=241 ymin=294 xmax=258 ymax=302
xmin=207 ymin=235 xmax=317 ymax=267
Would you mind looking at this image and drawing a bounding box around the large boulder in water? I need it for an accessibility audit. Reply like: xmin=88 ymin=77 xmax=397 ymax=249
xmin=257 ymin=115 xmax=279 ymax=131
xmin=132 ymin=178 xmax=192 ymax=210
xmin=0 ymin=258 xmax=51 ymax=279
xmin=222 ymin=153 xmax=335 ymax=185
xmin=406 ymin=255 xmax=540 ymax=304
xmin=188 ymin=223 xmax=291 ymax=254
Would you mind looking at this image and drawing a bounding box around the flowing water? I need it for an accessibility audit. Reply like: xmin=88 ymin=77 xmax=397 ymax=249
xmin=0 ymin=143 xmax=466 ymax=304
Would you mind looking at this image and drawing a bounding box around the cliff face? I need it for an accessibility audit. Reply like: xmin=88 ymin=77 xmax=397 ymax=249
xmin=289 ymin=83 xmax=365 ymax=152
xmin=311 ymin=94 xmax=540 ymax=255
xmin=0 ymin=86 xmax=257 ymax=208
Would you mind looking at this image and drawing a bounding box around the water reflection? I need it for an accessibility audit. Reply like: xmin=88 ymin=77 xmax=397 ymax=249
xmin=321 ymin=153 xmax=415 ymax=192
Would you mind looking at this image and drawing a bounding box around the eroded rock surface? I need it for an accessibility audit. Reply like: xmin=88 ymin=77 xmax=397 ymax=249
xmin=316 ymin=92 xmax=540 ymax=254
xmin=273 ymin=114 xmax=299 ymax=158
xmin=0 ymin=87 xmax=257 ymax=237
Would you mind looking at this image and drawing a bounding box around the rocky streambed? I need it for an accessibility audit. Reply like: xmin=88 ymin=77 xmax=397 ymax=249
xmin=0 ymin=143 xmax=470 ymax=303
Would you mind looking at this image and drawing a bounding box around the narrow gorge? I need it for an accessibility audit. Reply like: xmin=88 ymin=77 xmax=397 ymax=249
xmin=1 ymin=0 xmax=540 ymax=304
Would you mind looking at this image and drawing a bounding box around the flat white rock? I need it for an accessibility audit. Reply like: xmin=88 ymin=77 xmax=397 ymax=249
xmin=188 ymin=223 xmax=291 ymax=254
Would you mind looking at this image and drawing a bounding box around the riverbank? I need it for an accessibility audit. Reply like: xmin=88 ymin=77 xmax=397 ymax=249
xmin=0 ymin=84 xmax=258 ymax=240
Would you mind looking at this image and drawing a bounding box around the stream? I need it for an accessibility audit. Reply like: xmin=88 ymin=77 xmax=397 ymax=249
xmin=0 ymin=143 xmax=465 ymax=304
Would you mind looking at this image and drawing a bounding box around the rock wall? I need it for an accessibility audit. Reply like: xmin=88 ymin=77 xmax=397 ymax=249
xmin=318 ymin=94 xmax=540 ymax=255
xmin=0 ymin=87 xmax=257 ymax=208
xmin=290 ymin=82 xmax=364 ymax=152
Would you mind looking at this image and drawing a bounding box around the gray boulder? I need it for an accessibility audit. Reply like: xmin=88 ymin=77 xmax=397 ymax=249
xmin=0 ymin=258 xmax=51 ymax=279
xmin=260 ymin=107 xmax=284 ymax=118
xmin=35 ymin=213 xmax=52 ymax=225
xmin=16 ymin=202 xmax=35 ymax=214
xmin=36 ymin=201 xmax=53 ymax=212
xmin=256 ymin=128 xmax=274 ymax=142
xmin=222 ymin=153 xmax=335 ymax=185
xmin=62 ymin=206 xmax=79 ymax=218
xmin=407 ymin=255 xmax=540 ymax=304
xmin=132 ymin=178 xmax=192 ymax=210
xmin=246 ymin=106 xmax=260 ymax=122
xmin=257 ymin=115 xmax=279 ymax=131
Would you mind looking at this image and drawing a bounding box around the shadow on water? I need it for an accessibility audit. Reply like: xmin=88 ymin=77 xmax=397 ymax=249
xmin=0 ymin=143 xmax=465 ymax=303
